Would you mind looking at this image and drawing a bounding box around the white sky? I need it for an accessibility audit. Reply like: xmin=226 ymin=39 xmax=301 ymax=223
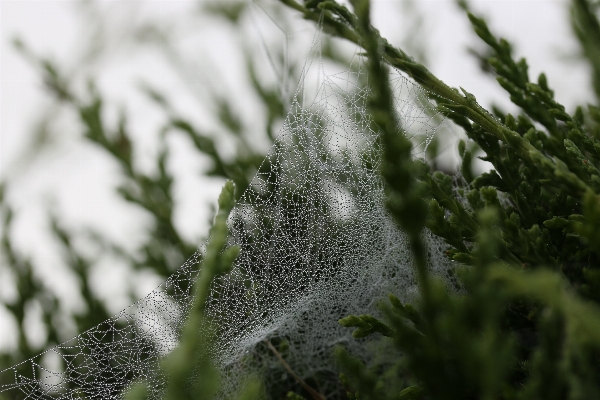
xmin=0 ymin=0 xmax=593 ymax=351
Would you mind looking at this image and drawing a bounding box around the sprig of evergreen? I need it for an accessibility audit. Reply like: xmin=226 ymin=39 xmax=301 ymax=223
xmin=125 ymin=181 xmax=264 ymax=400
xmin=278 ymin=0 xmax=600 ymax=398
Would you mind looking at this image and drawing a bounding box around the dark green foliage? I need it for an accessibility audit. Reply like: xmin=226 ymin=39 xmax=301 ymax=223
xmin=280 ymin=0 xmax=600 ymax=398
xmin=5 ymin=0 xmax=600 ymax=398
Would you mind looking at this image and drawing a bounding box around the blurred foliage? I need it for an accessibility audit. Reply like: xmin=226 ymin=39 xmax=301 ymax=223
xmin=0 ymin=0 xmax=292 ymax=396
xmin=0 ymin=0 xmax=387 ymax=397
xmin=6 ymin=0 xmax=600 ymax=399
xmin=125 ymin=181 xmax=246 ymax=400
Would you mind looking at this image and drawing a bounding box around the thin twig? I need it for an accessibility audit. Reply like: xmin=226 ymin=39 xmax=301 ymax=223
xmin=263 ymin=339 xmax=327 ymax=400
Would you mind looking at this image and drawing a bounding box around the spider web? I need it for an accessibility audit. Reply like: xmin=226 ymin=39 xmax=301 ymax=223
xmin=0 ymin=12 xmax=454 ymax=400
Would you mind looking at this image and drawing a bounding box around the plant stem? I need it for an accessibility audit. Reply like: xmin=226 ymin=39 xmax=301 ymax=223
xmin=263 ymin=339 xmax=326 ymax=400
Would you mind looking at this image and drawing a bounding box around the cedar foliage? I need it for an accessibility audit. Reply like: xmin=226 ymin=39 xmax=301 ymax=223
xmin=297 ymin=0 xmax=600 ymax=398
xmin=3 ymin=0 xmax=600 ymax=399
xmin=149 ymin=0 xmax=600 ymax=397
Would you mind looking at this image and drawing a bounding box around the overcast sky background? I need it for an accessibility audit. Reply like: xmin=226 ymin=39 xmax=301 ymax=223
xmin=0 ymin=0 xmax=593 ymax=352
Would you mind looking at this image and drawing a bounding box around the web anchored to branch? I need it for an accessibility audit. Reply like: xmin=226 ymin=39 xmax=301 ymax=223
xmin=0 ymin=24 xmax=455 ymax=399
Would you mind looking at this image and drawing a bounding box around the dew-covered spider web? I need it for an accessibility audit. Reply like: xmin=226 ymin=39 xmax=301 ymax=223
xmin=0 ymin=11 xmax=456 ymax=400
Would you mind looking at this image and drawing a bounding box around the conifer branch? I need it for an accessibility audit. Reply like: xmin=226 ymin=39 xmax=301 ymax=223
xmin=280 ymin=0 xmax=594 ymax=197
